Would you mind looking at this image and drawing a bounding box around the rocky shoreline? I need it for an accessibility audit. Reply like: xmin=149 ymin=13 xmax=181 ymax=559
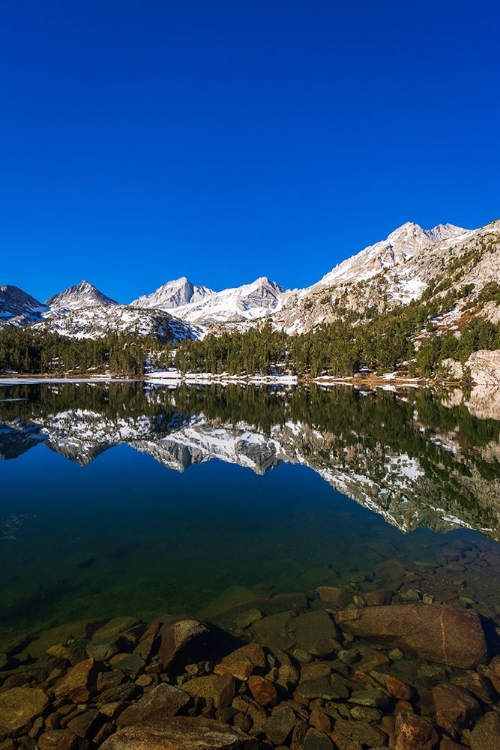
xmin=2 ymin=570 xmax=500 ymax=750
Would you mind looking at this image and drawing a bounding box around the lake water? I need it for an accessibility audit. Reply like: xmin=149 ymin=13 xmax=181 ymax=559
xmin=1 ymin=381 xmax=500 ymax=650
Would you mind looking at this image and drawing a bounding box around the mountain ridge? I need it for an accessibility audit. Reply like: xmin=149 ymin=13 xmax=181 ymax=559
xmin=1 ymin=219 xmax=499 ymax=342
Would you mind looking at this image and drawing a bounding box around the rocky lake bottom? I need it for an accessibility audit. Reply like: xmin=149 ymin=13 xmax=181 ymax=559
xmin=1 ymin=382 xmax=500 ymax=749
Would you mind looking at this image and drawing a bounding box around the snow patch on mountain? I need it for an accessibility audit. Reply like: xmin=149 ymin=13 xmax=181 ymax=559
xmin=132 ymin=277 xmax=213 ymax=310
xmin=314 ymin=222 xmax=468 ymax=289
xmin=0 ymin=285 xmax=49 ymax=327
xmin=34 ymin=305 xmax=196 ymax=342
xmin=45 ymin=280 xmax=118 ymax=316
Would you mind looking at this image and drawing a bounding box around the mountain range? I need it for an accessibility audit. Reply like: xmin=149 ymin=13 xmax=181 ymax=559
xmin=1 ymin=219 xmax=499 ymax=342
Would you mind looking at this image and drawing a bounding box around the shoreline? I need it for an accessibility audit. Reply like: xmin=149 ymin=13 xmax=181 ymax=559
xmin=0 ymin=372 xmax=468 ymax=389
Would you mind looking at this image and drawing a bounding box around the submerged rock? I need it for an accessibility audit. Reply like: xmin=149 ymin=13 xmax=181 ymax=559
xmin=0 ymin=687 xmax=49 ymax=736
xmin=432 ymin=683 xmax=482 ymax=735
xmin=390 ymin=710 xmax=439 ymax=750
xmin=335 ymin=603 xmax=488 ymax=668
xmin=54 ymin=657 xmax=100 ymax=703
xmin=116 ymin=683 xmax=190 ymax=726
xmin=157 ymin=619 xmax=214 ymax=672
xmin=99 ymin=717 xmax=259 ymax=750
xmin=469 ymin=711 xmax=500 ymax=750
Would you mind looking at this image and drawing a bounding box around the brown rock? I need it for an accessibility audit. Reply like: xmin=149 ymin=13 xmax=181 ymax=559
xmin=439 ymin=738 xmax=469 ymax=750
xmin=214 ymin=661 xmax=255 ymax=681
xmin=303 ymin=727 xmax=334 ymax=749
xmin=134 ymin=633 xmax=158 ymax=661
xmin=309 ymin=637 xmax=340 ymax=658
xmin=453 ymin=672 xmax=498 ymax=705
xmin=309 ymin=709 xmax=331 ymax=734
xmin=371 ymin=671 xmax=414 ymax=700
xmin=317 ymin=587 xmax=352 ymax=608
xmin=432 ymin=683 xmax=481 ymax=734
xmin=336 ymin=604 xmax=488 ymax=668
xmin=330 ymin=719 xmax=386 ymax=747
xmin=98 ymin=680 xmax=139 ymax=704
xmin=0 ymin=687 xmax=49 ymax=736
xmin=300 ymin=663 xmax=332 ymax=680
xmin=247 ymin=675 xmax=278 ymax=707
xmin=97 ymin=670 xmax=125 ymax=691
xmin=328 ymin=734 xmax=362 ymax=750
xmin=183 ymin=674 xmax=236 ymax=710
xmin=232 ymin=696 xmax=266 ymax=735
xmin=66 ymin=709 xmax=101 ymax=739
xmin=390 ymin=710 xmax=439 ymax=750
xmin=250 ymin=612 xmax=296 ymax=652
xmin=263 ymin=705 xmax=297 ymax=744
xmin=92 ymin=617 xmax=140 ymax=641
xmin=222 ymin=642 xmax=266 ymax=669
xmin=37 ymin=730 xmax=80 ymax=750
xmin=489 ymin=654 xmax=500 ymax=678
xmin=158 ymin=620 xmax=211 ymax=672
xmin=109 ymin=653 xmax=145 ymax=676
xmin=99 ymin=716 xmax=259 ymax=749
xmin=363 ymin=589 xmax=393 ymax=606
xmin=93 ymin=722 xmax=115 ymax=746
xmin=54 ymin=658 xmax=99 ymax=703
xmin=278 ymin=663 xmax=300 ymax=690
xmin=86 ymin=637 xmax=121 ymax=662
xmin=116 ymin=683 xmax=190 ymax=726
xmin=288 ymin=610 xmax=339 ymax=654
xmin=99 ymin=702 xmax=128 ymax=720
xmin=469 ymin=710 xmax=500 ymax=750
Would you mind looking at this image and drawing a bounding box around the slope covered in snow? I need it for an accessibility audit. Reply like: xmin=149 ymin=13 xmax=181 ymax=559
xmin=0 ymin=285 xmax=49 ymax=328
xmin=132 ymin=277 xmax=213 ymax=310
xmin=33 ymin=305 xmax=196 ymax=342
xmin=2 ymin=218 xmax=499 ymax=341
xmin=45 ymin=280 xmax=118 ymax=315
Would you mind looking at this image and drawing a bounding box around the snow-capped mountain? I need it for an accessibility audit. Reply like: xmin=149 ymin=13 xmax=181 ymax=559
xmin=45 ymin=280 xmax=118 ymax=315
xmin=131 ymin=277 xmax=213 ymax=310
xmin=164 ymin=276 xmax=289 ymax=331
xmin=33 ymin=305 xmax=196 ymax=342
xmin=133 ymin=276 xmax=289 ymax=332
xmin=273 ymin=219 xmax=500 ymax=333
xmin=2 ymin=218 xmax=499 ymax=340
xmin=0 ymin=285 xmax=49 ymax=328
xmin=315 ymin=222 xmax=467 ymax=287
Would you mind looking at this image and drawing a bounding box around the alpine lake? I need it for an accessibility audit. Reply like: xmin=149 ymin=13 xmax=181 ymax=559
xmin=1 ymin=380 xmax=500 ymax=749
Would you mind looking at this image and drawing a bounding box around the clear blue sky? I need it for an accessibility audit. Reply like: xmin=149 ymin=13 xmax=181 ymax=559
xmin=1 ymin=0 xmax=499 ymax=304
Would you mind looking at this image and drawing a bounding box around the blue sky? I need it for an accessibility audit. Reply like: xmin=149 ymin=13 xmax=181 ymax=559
xmin=1 ymin=0 xmax=499 ymax=303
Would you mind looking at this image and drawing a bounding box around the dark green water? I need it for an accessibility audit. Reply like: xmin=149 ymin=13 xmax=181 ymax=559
xmin=1 ymin=381 xmax=500 ymax=647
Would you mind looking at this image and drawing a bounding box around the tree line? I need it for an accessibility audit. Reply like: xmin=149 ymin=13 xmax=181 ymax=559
xmin=0 ymin=290 xmax=499 ymax=379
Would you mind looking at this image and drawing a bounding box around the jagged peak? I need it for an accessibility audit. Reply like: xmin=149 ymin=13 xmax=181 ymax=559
xmin=46 ymin=280 xmax=117 ymax=308
xmin=246 ymin=277 xmax=285 ymax=292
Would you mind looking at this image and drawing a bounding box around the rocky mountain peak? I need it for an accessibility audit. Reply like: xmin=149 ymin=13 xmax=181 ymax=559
xmin=424 ymin=223 xmax=467 ymax=242
xmin=131 ymin=277 xmax=213 ymax=311
xmin=46 ymin=280 xmax=118 ymax=312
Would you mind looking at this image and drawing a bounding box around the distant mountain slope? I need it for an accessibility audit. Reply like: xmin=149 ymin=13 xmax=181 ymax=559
xmin=45 ymin=280 xmax=118 ymax=315
xmin=33 ymin=305 xmax=196 ymax=343
xmin=133 ymin=276 xmax=289 ymax=332
xmin=0 ymin=285 xmax=49 ymax=327
xmin=2 ymin=218 xmax=499 ymax=342
xmin=273 ymin=220 xmax=500 ymax=334
xmin=131 ymin=277 xmax=213 ymax=310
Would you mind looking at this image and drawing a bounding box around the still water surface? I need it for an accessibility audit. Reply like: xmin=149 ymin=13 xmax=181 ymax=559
xmin=1 ymin=382 xmax=500 ymax=647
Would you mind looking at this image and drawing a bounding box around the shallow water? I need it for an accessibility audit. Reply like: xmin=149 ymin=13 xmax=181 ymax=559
xmin=1 ymin=382 xmax=500 ymax=648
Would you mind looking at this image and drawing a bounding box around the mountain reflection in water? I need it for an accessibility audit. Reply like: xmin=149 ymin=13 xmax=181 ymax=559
xmin=1 ymin=381 xmax=499 ymax=539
